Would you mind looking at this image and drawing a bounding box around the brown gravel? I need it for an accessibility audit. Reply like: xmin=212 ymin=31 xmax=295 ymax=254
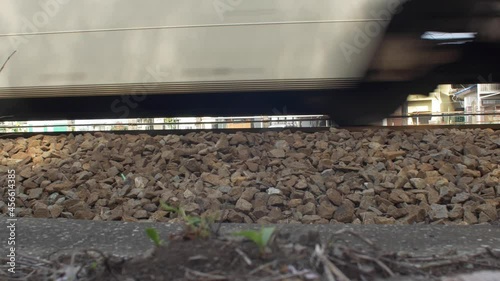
xmin=1 ymin=128 xmax=499 ymax=225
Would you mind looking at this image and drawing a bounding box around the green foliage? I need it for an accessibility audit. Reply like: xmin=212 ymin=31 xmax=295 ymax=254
xmin=145 ymin=228 xmax=163 ymax=246
xmin=160 ymin=202 xmax=214 ymax=239
xmin=233 ymin=227 xmax=276 ymax=254
xmin=160 ymin=202 xmax=183 ymax=215
xmin=89 ymin=261 xmax=98 ymax=270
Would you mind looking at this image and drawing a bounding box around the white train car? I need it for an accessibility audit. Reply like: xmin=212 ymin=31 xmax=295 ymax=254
xmin=0 ymin=0 xmax=499 ymax=124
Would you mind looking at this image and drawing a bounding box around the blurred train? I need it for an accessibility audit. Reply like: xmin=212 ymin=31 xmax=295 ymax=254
xmin=0 ymin=0 xmax=499 ymax=125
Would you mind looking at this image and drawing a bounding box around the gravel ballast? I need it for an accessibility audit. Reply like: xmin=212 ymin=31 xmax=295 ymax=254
xmin=1 ymin=128 xmax=499 ymax=225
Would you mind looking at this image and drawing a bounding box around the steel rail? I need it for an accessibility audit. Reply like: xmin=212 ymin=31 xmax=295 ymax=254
xmin=0 ymin=117 xmax=330 ymax=130
xmin=389 ymin=112 xmax=500 ymax=118
xmin=1 ymin=124 xmax=500 ymax=139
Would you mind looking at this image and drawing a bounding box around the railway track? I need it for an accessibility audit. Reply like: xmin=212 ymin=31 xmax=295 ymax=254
xmin=1 ymin=113 xmax=499 ymax=281
xmin=1 ymin=123 xmax=500 ymax=139
xmin=1 ymin=120 xmax=498 ymax=226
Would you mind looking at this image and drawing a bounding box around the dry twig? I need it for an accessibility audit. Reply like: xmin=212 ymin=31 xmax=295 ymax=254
xmin=331 ymin=229 xmax=378 ymax=251
xmin=351 ymin=252 xmax=395 ymax=277
xmin=235 ymin=248 xmax=253 ymax=266
xmin=183 ymin=267 xmax=228 ymax=280
xmin=248 ymin=260 xmax=278 ymax=276
xmin=313 ymin=244 xmax=351 ymax=281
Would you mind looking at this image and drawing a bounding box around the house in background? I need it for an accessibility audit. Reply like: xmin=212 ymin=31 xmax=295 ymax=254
xmin=405 ymin=84 xmax=454 ymax=125
xmin=453 ymin=84 xmax=500 ymax=124
xmin=385 ymin=83 xmax=500 ymax=125
xmin=385 ymin=84 xmax=457 ymax=125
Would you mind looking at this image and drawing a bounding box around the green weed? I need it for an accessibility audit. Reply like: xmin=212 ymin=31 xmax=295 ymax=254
xmin=233 ymin=227 xmax=276 ymax=254
xmin=160 ymin=202 xmax=214 ymax=239
xmin=145 ymin=227 xmax=163 ymax=246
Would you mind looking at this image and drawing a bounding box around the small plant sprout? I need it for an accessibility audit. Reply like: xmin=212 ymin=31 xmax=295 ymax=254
xmin=89 ymin=261 xmax=98 ymax=270
xmin=145 ymin=228 xmax=163 ymax=246
xmin=160 ymin=202 xmax=214 ymax=239
xmin=233 ymin=227 xmax=276 ymax=254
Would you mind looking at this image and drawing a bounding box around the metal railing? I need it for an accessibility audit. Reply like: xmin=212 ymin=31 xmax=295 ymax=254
xmin=1 ymin=111 xmax=499 ymax=133
xmin=0 ymin=115 xmax=330 ymax=133
xmin=385 ymin=111 xmax=500 ymax=126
